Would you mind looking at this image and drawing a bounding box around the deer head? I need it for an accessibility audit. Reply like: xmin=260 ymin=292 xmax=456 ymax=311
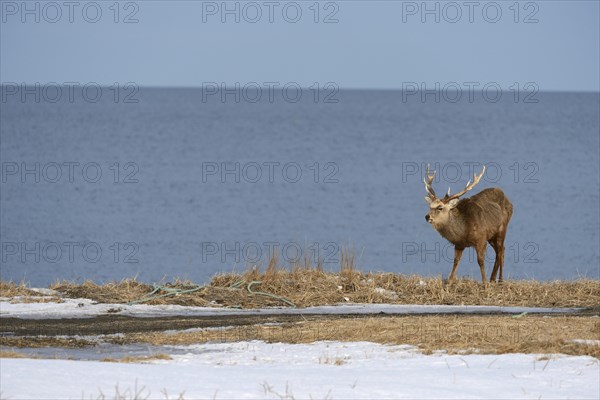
xmin=424 ymin=164 xmax=486 ymax=229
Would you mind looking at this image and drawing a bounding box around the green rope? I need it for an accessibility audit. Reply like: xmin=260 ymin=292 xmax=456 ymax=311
xmin=229 ymin=280 xmax=245 ymax=289
xmin=247 ymin=280 xmax=296 ymax=308
xmin=127 ymin=284 xmax=205 ymax=306
xmin=127 ymin=280 xmax=296 ymax=308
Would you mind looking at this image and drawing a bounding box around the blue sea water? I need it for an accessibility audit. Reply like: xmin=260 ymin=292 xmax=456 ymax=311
xmin=1 ymin=89 xmax=598 ymax=286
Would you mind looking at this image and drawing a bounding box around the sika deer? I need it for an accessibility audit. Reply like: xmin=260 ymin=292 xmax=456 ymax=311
xmin=424 ymin=165 xmax=513 ymax=283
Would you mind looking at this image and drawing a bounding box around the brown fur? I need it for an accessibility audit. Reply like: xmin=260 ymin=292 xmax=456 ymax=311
xmin=426 ymin=188 xmax=513 ymax=283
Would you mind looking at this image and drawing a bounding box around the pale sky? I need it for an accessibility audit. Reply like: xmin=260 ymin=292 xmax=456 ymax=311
xmin=1 ymin=0 xmax=599 ymax=91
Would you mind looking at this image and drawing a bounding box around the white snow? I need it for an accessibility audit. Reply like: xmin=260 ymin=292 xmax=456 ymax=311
xmin=1 ymin=341 xmax=598 ymax=399
xmin=1 ymin=298 xmax=594 ymax=398
xmin=0 ymin=298 xmax=582 ymax=319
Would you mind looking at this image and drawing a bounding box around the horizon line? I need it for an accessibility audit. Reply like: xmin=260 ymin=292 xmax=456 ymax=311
xmin=1 ymin=83 xmax=599 ymax=94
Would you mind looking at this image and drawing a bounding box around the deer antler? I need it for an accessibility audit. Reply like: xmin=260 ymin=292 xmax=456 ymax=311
xmin=423 ymin=164 xmax=437 ymax=199
xmin=445 ymin=165 xmax=486 ymax=202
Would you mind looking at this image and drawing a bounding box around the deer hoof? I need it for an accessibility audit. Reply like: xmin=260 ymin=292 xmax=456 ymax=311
xmin=443 ymin=278 xmax=457 ymax=286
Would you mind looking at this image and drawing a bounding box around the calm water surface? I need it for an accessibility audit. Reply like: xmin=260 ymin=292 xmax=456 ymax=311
xmin=1 ymin=89 xmax=598 ymax=286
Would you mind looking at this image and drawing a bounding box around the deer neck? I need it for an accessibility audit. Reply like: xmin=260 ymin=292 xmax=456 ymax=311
xmin=435 ymin=210 xmax=468 ymax=245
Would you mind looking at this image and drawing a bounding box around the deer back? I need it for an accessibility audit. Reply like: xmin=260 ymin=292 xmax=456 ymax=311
xmin=455 ymin=188 xmax=512 ymax=243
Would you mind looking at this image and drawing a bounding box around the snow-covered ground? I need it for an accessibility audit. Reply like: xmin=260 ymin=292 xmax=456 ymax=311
xmin=1 ymin=299 xmax=596 ymax=399
xmin=0 ymin=297 xmax=582 ymax=319
xmin=1 ymin=341 xmax=598 ymax=399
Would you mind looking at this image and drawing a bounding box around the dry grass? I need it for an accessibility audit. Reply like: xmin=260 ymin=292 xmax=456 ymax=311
xmin=2 ymin=258 xmax=599 ymax=308
xmin=101 ymin=353 xmax=172 ymax=363
xmin=93 ymin=382 xmax=185 ymax=400
xmin=114 ymin=315 xmax=600 ymax=357
xmin=5 ymin=271 xmax=600 ymax=308
xmin=1 ymin=281 xmax=63 ymax=303
xmin=0 ymin=336 xmax=96 ymax=348
xmin=0 ymin=350 xmax=31 ymax=358
xmin=50 ymin=279 xmax=155 ymax=304
xmin=0 ymin=281 xmax=39 ymax=297
xmin=50 ymin=278 xmax=218 ymax=307
xmin=209 ymin=268 xmax=599 ymax=308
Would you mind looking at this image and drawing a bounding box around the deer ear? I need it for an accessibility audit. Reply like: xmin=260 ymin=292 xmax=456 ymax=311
xmin=448 ymin=198 xmax=460 ymax=208
xmin=425 ymin=196 xmax=433 ymax=204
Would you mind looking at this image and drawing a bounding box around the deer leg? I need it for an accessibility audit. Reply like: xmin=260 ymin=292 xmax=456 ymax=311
xmin=489 ymin=239 xmax=500 ymax=283
xmin=475 ymin=243 xmax=487 ymax=284
xmin=493 ymin=230 xmax=507 ymax=283
xmin=497 ymin=237 xmax=506 ymax=283
xmin=448 ymin=248 xmax=464 ymax=282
